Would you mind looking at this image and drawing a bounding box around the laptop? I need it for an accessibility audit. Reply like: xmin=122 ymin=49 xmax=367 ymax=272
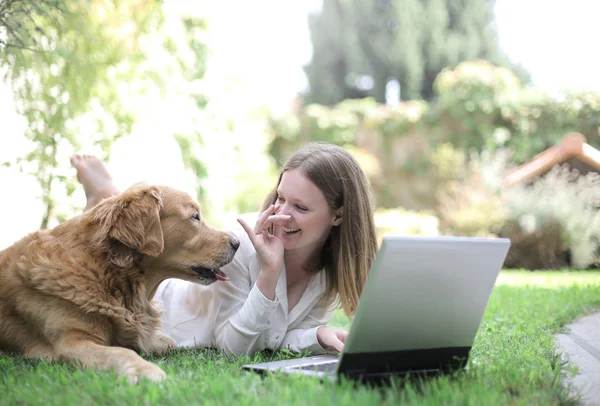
xmin=242 ymin=235 xmax=511 ymax=383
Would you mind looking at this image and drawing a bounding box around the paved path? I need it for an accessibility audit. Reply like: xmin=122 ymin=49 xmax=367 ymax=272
xmin=555 ymin=312 xmax=600 ymax=405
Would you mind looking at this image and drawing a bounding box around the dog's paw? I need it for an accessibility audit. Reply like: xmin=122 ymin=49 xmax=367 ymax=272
xmin=124 ymin=361 xmax=166 ymax=385
xmin=148 ymin=333 xmax=177 ymax=355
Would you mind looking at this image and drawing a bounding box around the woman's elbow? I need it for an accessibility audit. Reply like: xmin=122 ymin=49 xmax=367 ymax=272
xmin=217 ymin=342 xmax=246 ymax=356
xmin=215 ymin=336 xmax=260 ymax=357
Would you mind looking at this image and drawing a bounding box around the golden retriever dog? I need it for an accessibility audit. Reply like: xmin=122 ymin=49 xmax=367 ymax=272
xmin=0 ymin=184 xmax=239 ymax=384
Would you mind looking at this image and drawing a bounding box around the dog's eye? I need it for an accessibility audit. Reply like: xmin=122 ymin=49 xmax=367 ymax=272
xmin=191 ymin=212 xmax=200 ymax=221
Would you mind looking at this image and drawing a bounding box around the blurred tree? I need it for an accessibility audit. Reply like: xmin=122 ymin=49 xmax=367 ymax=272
xmin=303 ymin=0 xmax=530 ymax=104
xmin=0 ymin=0 xmax=66 ymax=50
xmin=303 ymin=0 xmax=369 ymax=105
xmin=0 ymin=0 xmax=164 ymax=228
xmin=172 ymin=16 xmax=211 ymax=204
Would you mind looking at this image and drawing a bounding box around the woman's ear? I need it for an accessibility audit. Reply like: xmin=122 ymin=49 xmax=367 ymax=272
xmin=332 ymin=207 xmax=343 ymax=226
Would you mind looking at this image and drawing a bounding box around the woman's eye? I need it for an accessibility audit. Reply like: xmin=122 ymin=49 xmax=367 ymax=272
xmin=191 ymin=212 xmax=200 ymax=221
xmin=296 ymin=205 xmax=308 ymax=211
xmin=276 ymin=196 xmax=284 ymax=203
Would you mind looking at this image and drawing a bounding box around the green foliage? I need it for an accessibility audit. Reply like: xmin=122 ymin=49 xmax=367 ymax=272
xmin=302 ymin=0 xmax=364 ymax=106
xmin=0 ymin=0 xmax=65 ymax=50
xmin=268 ymin=97 xmax=428 ymax=165
xmin=173 ymin=133 xmax=208 ymax=203
xmin=429 ymin=142 xmax=466 ymax=182
xmin=172 ymin=17 xmax=211 ymax=203
xmin=268 ymin=97 xmax=434 ymax=210
xmin=1 ymin=2 xmax=212 ymax=228
xmin=435 ymin=60 xmax=600 ymax=162
xmin=268 ymin=60 xmax=600 ymax=211
xmin=434 ymin=59 xmax=522 ymax=152
xmin=303 ymin=0 xmax=529 ymax=105
xmin=436 ymin=147 xmax=510 ymax=238
xmin=0 ymin=0 xmax=163 ymax=228
xmin=374 ymin=207 xmax=439 ymax=243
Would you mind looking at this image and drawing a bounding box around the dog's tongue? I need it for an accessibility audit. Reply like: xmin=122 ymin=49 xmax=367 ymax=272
xmin=214 ymin=268 xmax=229 ymax=281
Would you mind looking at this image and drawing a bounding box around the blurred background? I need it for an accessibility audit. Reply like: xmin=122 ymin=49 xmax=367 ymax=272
xmin=1 ymin=0 xmax=599 ymax=270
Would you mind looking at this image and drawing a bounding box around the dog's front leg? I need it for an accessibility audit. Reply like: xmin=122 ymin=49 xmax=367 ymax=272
xmin=145 ymin=331 xmax=177 ymax=355
xmin=54 ymin=333 xmax=166 ymax=384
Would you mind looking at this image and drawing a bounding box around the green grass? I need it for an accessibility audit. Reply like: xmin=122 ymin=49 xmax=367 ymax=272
xmin=2 ymin=270 xmax=600 ymax=405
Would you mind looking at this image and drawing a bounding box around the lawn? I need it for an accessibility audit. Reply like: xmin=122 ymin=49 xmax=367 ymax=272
xmin=1 ymin=270 xmax=600 ymax=406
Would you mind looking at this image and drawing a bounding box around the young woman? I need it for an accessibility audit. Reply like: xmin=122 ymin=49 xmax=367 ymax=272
xmin=71 ymin=142 xmax=378 ymax=356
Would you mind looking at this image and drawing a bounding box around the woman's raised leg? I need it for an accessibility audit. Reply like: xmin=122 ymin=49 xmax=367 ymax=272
xmin=70 ymin=155 xmax=121 ymax=211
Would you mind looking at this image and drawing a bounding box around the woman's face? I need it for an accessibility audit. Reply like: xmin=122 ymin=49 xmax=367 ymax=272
xmin=275 ymin=169 xmax=340 ymax=255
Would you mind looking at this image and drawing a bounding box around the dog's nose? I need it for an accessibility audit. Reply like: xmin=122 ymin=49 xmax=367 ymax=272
xmin=229 ymin=236 xmax=240 ymax=251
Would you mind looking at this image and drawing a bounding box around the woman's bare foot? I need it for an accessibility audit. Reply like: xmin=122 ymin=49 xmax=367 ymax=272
xmin=70 ymin=154 xmax=120 ymax=211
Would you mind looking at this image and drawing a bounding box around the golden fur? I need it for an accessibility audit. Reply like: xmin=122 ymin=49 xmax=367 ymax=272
xmin=0 ymin=184 xmax=239 ymax=384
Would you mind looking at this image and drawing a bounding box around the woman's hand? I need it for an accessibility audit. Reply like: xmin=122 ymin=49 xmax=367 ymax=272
xmin=237 ymin=205 xmax=291 ymax=300
xmin=237 ymin=205 xmax=291 ymax=275
xmin=316 ymin=326 xmax=348 ymax=353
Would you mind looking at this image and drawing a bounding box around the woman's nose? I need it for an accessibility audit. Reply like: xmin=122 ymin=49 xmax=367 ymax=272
xmin=278 ymin=202 xmax=292 ymax=216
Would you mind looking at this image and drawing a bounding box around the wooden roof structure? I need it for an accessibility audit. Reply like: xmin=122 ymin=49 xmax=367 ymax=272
xmin=503 ymin=132 xmax=600 ymax=187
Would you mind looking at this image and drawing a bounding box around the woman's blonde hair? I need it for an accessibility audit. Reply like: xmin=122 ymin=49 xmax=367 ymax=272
xmin=262 ymin=142 xmax=378 ymax=316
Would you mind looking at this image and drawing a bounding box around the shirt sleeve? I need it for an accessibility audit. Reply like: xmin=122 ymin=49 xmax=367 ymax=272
xmin=280 ymin=294 xmax=338 ymax=355
xmin=211 ymin=233 xmax=280 ymax=356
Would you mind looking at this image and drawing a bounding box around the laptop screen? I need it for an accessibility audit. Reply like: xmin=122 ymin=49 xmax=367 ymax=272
xmin=342 ymin=236 xmax=510 ymax=356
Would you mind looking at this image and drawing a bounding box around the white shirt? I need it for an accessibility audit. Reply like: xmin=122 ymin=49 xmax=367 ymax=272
xmin=155 ymin=226 xmax=337 ymax=356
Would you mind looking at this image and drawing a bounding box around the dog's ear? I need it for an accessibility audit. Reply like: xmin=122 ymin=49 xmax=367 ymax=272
xmin=94 ymin=185 xmax=164 ymax=256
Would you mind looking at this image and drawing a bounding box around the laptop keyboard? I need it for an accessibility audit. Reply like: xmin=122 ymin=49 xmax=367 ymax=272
xmin=293 ymin=361 xmax=338 ymax=373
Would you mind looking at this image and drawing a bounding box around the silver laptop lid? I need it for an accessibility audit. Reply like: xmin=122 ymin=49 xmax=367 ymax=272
xmin=343 ymin=235 xmax=510 ymax=354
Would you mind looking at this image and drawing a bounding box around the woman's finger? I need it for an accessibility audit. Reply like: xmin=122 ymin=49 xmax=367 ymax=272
xmin=268 ymin=214 xmax=292 ymax=226
xmin=254 ymin=205 xmax=276 ymax=234
xmin=332 ymin=337 xmax=344 ymax=353
xmin=238 ymin=217 xmax=258 ymax=245
xmin=336 ymin=329 xmax=349 ymax=343
xmin=257 ymin=215 xmax=291 ymax=236
xmin=273 ymin=221 xmax=283 ymax=239
xmin=261 ymin=226 xmax=271 ymax=240
xmin=267 ymin=214 xmax=291 ymax=237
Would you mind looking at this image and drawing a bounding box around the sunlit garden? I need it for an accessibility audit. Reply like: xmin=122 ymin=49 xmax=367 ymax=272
xmin=1 ymin=0 xmax=600 ymax=404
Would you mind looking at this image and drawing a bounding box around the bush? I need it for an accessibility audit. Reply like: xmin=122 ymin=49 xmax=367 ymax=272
xmin=266 ymin=60 xmax=600 ymax=212
xmin=436 ymin=148 xmax=511 ymax=238
xmin=499 ymin=218 xmax=569 ymax=270
xmin=434 ymin=150 xmax=600 ymax=270
xmin=503 ymin=165 xmax=600 ymax=269
xmin=374 ymin=208 xmax=439 ymax=244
